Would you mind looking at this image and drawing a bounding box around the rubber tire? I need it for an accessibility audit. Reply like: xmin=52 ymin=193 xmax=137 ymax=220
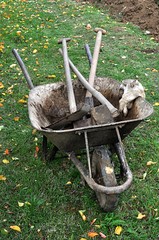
xmin=92 ymin=146 xmax=118 ymax=212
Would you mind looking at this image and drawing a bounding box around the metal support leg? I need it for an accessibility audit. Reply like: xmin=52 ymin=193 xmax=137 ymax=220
xmin=42 ymin=135 xmax=48 ymax=161
xmin=84 ymin=131 xmax=92 ymax=178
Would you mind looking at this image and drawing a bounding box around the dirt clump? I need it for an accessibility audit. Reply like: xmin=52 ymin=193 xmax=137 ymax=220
xmin=80 ymin=0 xmax=159 ymax=41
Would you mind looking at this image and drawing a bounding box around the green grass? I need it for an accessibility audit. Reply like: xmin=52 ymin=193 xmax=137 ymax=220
xmin=1 ymin=0 xmax=159 ymax=239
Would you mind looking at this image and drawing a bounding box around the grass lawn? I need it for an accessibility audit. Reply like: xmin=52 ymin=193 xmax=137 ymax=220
xmin=0 ymin=0 xmax=159 ymax=239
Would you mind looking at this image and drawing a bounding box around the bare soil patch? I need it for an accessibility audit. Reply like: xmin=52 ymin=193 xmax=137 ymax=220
xmin=79 ymin=0 xmax=159 ymax=41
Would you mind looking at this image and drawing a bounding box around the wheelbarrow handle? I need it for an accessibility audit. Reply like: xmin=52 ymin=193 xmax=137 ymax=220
xmin=84 ymin=44 xmax=93 ymax=67
xmin=12 ymin=49 xmax=34 ymax=90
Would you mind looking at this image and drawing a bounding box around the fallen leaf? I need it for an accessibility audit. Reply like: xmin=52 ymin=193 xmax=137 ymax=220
xmin=153 ymin=102 xmax=159 ymax=106
xmin=0 ymin=82 xmax=4 ymax=88
xmin=137 ymin=212 xmax=146 ymax=220
xmin=25 ymin=201 xmax=31 ymax=205
xmin=0 ymin=103 xmax=3 ymax=107
xmin=105 ymin=166 xmax=113 ymax=174
xmin=66 ymin=181 xmax=72 ymax=185
xmin=0 ymin=125 xmax=4 ymax=131
xmin=18 ymin=99 xmax=27 ymax=104
xmin=33 ymin=49 xmax=38 ymax=54
xmin=86 ymin=24 xmax=91 ymax=30
xmin=88 ymin=231 xmax=99 ymax=238
xmin=46 ymin=74 xmax=56 ymax=79
xmin=2 ymin=159 xmax=10 ymax=164
xmin=14 ymin=117 xmax=20 ymax=121
xmin=115 ymin=226 xmax=123 ymax=235
xmin=143 ymin=172 xmax=147 ymax=180
xmin=4 ymin=149 xmax=10 ymax=155
xmin=90 ymin=218 xmax=97 ymax=225
xmin=147 ymin=161 xmax=157 ymax=166
xmin=18 ymin=202 xmax=24 ymax=207
xmin=0 ymin=175 xmax=6 ymax=181
xmin=34 ymin=146 xmax=40 ymax=158
xmin=16 ymin=31 xmax=21 ymax=36
xmin=95 ymin=225 xmax=101 ymax=229
xmin=0 ymin=43 xmax=4 ymax=53
xmin=99 ymin=232 xmax=107 ymax=238
xmin=32 ymin=129 xmax=37 ymax=135
xmin=79 ymin=210 xmax=87 ymax=221
xmin=10 ymin=64 xmax=16 ymax=68
xmin=10 ymin=225 xmax=21 ymax=232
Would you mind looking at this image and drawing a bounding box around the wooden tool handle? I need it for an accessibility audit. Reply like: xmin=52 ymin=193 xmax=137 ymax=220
xmin=86 ymin=28 xmax=106 ymax=98
xmin=59 ymin=39 xmax=77 ymax=114
xmin=58 ymin=49 xmax=119 ymax=117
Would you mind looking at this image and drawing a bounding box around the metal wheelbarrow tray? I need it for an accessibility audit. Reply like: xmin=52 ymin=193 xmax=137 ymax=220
xmin=28 ymin=77 xmax=153 ymax=211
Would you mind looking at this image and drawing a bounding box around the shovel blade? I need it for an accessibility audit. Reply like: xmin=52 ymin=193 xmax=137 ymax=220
xmin=45 ymin=104 xmax=90 ymax=130
xmin=91 ymin=105 xmax=114 ymax=124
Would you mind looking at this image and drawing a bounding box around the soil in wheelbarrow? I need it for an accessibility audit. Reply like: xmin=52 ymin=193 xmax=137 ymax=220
xmin=78 ymin=0 xmax=159 ymax=42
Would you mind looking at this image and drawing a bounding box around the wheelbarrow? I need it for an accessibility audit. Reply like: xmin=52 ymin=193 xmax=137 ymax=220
xmin=12 ymin=49 xmax=153 ymax=212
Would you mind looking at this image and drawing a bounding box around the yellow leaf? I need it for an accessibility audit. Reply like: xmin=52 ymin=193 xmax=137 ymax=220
xmin=153 ymin=102 xmax=159 ymax=106
xmin=105 ymin=166 xmax=113 ymax=174
xmin=33 ymin=49 xmax=38 ymax=54
xmin=66 ymin=181 xmax=72 ymax=185
xmin=88 ymin=231 xmax=98 ymax=238
xmin=80 ymin=238 xmax=87 ymax=240
xmin=0 ymin=82 xmax=4 ymax=89
xmin=16 ymin=31 xmax=21 ymax=36
xmin=2 ymin=159 xmax=10 ymax=164
xmin=152 ymin=68 xmax=158 ymax=72
xmin=18 ymin=99 xmax=27 ymax=104
xmin=0 ymin=175 xmax=6 ymax=181
xmin=25 ymin=201 xmax=31 ymax=205
xmin=18 ymin=202 xmax=24 ymax=207
xmin=95 ymin=224 xmax=101 ymax=228
xmin=115 ymin=226 xmax=123 ymax=235
xmin=10 ymin=225 xmax=21 ymax=232
xmin=0 ymin=43 xmax=4 ymax=53
xmin=14 ymin=117 xmax=20 ymax=121
xmin=79 ymin=210 xmax=87 ymax=221
xmin=137 ymin=212 xmax=146 ymax=220
xmin=147 ymin=161 xmax=157 ymax=166
xmin=32 ymin=129 xmax=37 ymax=135
xmin=46 ymin=74 xmax=56 ymax=79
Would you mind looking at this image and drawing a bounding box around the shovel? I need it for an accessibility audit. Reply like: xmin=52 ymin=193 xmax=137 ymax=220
xmin=85 ymin=28 xmax=115 ymax=124
xmin=59 ymin=48 xmax=119 ymax=119
xmin=59 ymin=29 xmax=119 ymax=124
xmin=46 ymin=38 xmax=90 ymax=130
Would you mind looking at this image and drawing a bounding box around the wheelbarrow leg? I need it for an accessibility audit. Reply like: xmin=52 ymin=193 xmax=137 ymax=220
xmin=42 ymin=135 xmax=58 ymax=162
xmin=42 ymin=135 xmax=48 ymax=161
xmin=47 ymin=145 xmax=58 ymax=162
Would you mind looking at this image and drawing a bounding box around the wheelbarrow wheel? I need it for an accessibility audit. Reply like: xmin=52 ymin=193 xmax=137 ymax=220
xmin=92 ymin=146 xmax=118 ymax=212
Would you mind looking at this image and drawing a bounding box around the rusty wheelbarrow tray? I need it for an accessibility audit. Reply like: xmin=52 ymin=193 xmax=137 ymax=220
xmin=28 ymin=78 xmax=153 ymax=211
